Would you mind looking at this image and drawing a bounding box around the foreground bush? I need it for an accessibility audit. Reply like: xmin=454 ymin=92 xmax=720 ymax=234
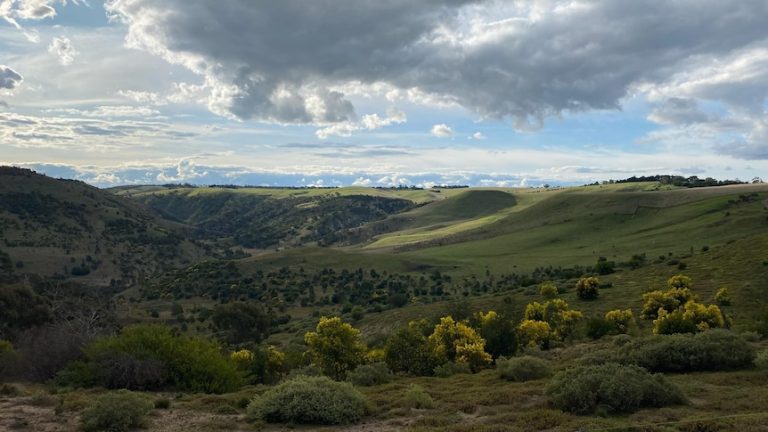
xmin=616 ymin=330 xmax=755 ymax=372
xmin=497 ymin=356 xmax=551 ymax=382
xmin=347 ymin=362 xmax=392 ymax=386
xmin=61 ymin=325 xmax=241 ymax=393
xmin=247 ymin=376 xmax=367 ymax=424
xmin=404 ymin=384 xmax=435 ymax=409
xmin=546 ymin=363 xmax=684 ymax=415
xmin=80 ymin=390 xmax=153 ymax=432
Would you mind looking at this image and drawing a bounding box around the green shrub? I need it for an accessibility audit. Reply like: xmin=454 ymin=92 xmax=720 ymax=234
xmin=496 ymin=356 xmax=551 ymax=382
xmin=575 ymin=277 xmax=600 ymax=300
xmin=347 ymin=362 xmax=392 ymax=386
xmin=247 ymin=376 xmax=367 ymax=425
xmin=0 ymin=339 xmax=16 ymax=380
xmin=80 ymin=390 xmax=153 ymax=432
xmin=545 ymin=363 xmax=684 ymax=415
xmin=404 ymin=384 xmax=435 ymax=409
xmin=68 ymin=325 xmax=241 ymax=393
xmin=433 ymin=361 xmax=471 ymax=378
xmin=154 ymin=398 xmax=171 ymax=409
xmin=616 ymin=330 xmax=755 ymax=372
xmin=756 ymin=349 xmax=768 ymax=370
xmin=612 ymin=334 xmax=633 ymax=347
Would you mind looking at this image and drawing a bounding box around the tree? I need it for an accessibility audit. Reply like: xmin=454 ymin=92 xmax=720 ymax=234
xmin=517 ymin=320 xmax=552 ymax=349
xmin=428 ymin=316 xmax=491 ymax=372
xmin=304 ymin=317 xmax=366 ymax=380
xmin=0 ymin=284 xmax=52 ymax=340
xmin=594 ymin=257 xmax=615 ymax=275
xmin=522 ymin=299 xmax=583 ymax=343
xmin=384 ymin=320 xmax=442 ymax=376
xmin=211 ymin=302 xmax=271 ymax=345
xmin=472 ymin=311 xmax=517 ymax=359
xmin=575 ymin=277 xmax=600 ymax=300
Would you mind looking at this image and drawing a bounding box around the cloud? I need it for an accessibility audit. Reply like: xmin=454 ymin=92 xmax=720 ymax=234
xmin=1 ymin=0 xmax=77 ymax=42
xmin=470 ymin=132 xmax=486 ymax=140
xmin=0 ymin=110 xmax=201 ymax=150
xmin=315 ymin=107 xmax=406 ymax=139
xmin=431 ymin=123 xmax=454 ymax=137
xmin=48 ymin=105 xmax=161 ymax=118
xmin=48 ymin=36 xmax=79 ymax=65
xmin=0 ymin=65 xmax=23 ymax=89
xmin=105 ymin=0 xmax=768 ymax=133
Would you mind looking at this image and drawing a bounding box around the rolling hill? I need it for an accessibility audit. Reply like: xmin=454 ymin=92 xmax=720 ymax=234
xmin=0 ymin=167 xmax=210 ymax=286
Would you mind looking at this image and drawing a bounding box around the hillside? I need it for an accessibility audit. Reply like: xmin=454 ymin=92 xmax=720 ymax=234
xmin=0 ymin=167 xmax=209 ymax=286
xmin=115 ymin=186 xmax=426 ymax=248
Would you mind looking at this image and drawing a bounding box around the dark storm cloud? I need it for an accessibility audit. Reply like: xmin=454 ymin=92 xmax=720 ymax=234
xmin=105 ymin=0 xmax=768 ymax=130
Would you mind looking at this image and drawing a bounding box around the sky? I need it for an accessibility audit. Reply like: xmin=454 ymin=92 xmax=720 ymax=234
xmin=1 ymin=0 xmax=767 ymax=188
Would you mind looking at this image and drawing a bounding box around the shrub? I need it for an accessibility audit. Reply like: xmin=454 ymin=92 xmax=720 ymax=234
xmin=497 ymin=356 xmax=551 ymax=382
xmin=0 ymin=339 xmax=16 ymax=380
xmin=80 ymin=390 xmax=153 ymax=432
xmin=756 ymin=349 xmax=768 ymax=370
xmin=616 ymin=330 xmax=755 ymax=372
xmin=604 ymin=309 xmax=635 ymax=334
xmin=67 ymin=325 xmax=241 ymax=393
xmin=433 ymin=361 xmax=471 ymax=378
xmin=517 ymin=320 xmax=552 ymax=349
xmin=304 ymin=317 xmax=367 ymax=380
xmin=545 ymin=363 xmax=684 ymax=415
xmin=429 ymin=316 xmax=492 ymax=372
xmin=384 ymin=320 xmax=443 ymax=376
xmin=154 ymin=398 xmax=171 ymax=409
xmin=247 ymin=376 xmax=367 ymax=425
xmin=575 ymin=277 xmax=600 ymax=300
xmin=585 ymin=317 xmax=614 ymax=340
xmin=652 ymin=301 xmax=725 ymax=334
xmin=473 ymin=311 xmax=517 ymax=358
xmin=404 ymin=384 xmax=435 ymax=409
xmin=714 ymin=287 xmax=732 ymax=306
xmin=347 ymin=362 xmax=392 ymax=386
xmin=539 ymin=282 xmax=558 ymax=299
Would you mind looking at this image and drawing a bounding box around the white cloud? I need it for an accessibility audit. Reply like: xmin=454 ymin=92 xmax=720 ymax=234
xmin=0 ymin=65 xmax=23 ymax=89
xmin=470 ymin=132 xmax=486 ymax=140
xmin=48 ymin=36 xmax=79 ymax=65
xmin=315 ymin=107 xmax=406 ymax=139
xmin=431 ymin=123 xmax=454 ymax=138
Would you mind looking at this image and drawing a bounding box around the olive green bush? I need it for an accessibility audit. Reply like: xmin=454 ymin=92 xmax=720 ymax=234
xmin=496 ymin=356 xmax=552 ymax=382
xmin=546 ymin=363 xmax=684 ymax=415
xmin=347 ymin=362 xmax=392 ymax=386
xmin=80 ymin=390 xmax=153 ymax=432
xmin=60 ymin=325 xmax=241 ymax=393
xmin=247 ymin=376 xmax=367 ymax=425
xmin=404 ymin=384 xmax=435 ymax=409
xmin=616 ymin=330 xmax=755 ymax=372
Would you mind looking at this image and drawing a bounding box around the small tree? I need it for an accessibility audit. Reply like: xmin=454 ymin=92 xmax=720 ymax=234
xmin=428 ymin=316 xmax=491 ymax=372
xmin=575 ymin=277 xmax=600 ymax=300
xmin=384 ymin=320 xmax=442 ymax=376
xmin=472 ymin=311 xmax=517 ymax=358
xmin=304 ymin=317 xmax=366 ymax=380
xmin=517 ymin=320 xmax=552 ymax=349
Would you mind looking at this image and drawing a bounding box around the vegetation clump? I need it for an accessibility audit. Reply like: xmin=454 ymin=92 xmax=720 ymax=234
xmin=80 ymin=390 xmax=154 ymax=432
xmin=60 ymin=325 xmax=241 ymax=393
xmin=247 ymin=376 xmax=367 ymax=425
xmin=304 ymin=316 xmax=367 ymax=380
xmin=347 ymin=362 xmax=392 ymax=386
xmin=615 ymin=330 xmax=755 ymax=372
xmin=642 ymin=276 xmax=726 ymax=334
xmin=496 ymin=356 xmax=552 ymax=382
xmin=546 ymin=363 xmax=684 ymax=415
xmin=404 ymin=384 xmax=435 ymax=409
xmin=575 ymin=277 xmax=600 ymax=300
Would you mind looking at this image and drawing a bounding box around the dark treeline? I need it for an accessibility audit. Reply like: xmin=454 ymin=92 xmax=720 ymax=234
xmin=593 ymin=175 xmax=758 ymax=188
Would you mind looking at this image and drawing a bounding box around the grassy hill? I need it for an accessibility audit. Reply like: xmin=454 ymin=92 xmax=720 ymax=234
xmin=114 ymin=185 xmax=434 ymax=249
xmin=0 ymin=167 xmax=209 ymax=286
